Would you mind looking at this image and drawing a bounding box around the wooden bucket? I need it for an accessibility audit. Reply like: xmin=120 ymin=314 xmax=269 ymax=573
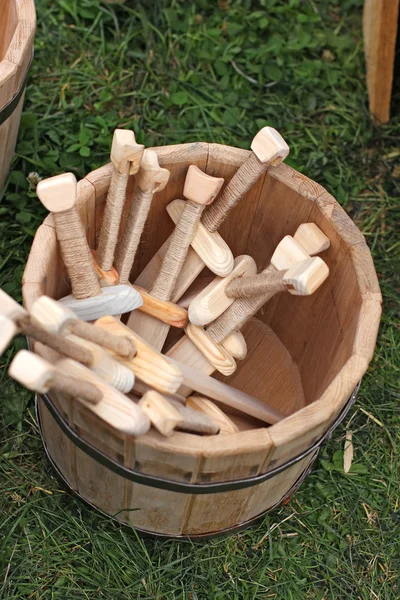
xmin=22 ymin=143 xmax=381 ymax=538
xmin=0 ymin=0 xmax=35 ymax=190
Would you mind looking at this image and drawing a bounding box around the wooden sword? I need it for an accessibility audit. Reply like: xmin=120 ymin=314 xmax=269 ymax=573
xmin=167 ymin=228 xmax=330 ymax=394
xmin=95 ymin=129 xmax=144 ymax=274
xmin=132 ymin=127 xmax=289 ymax=303
xmin=36 ymin=172 xmax=143 ymax=321
xmin=127 ymin=165 xmax=224 ymax=351
xmin=9 ymin=350 xmax=149 ymax=435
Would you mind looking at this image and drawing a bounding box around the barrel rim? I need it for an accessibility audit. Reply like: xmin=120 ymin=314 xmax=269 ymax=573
xmin=0 ymin=0 xmax=36 ymax=100
xmin=0 ymin=49 xmax=33 ymax=126
xmin=23 ymin=144 xmax=382 ymax=465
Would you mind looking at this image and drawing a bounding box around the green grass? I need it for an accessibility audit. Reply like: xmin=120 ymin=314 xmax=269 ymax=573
xmin=1 ymin=0 xmax=399 ymax=597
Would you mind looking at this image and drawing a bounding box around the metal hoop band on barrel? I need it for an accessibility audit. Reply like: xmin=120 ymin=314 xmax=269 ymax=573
xmin=38 ymin=430 xmax=319 ymax=541
xmin=35 ymin=382 xmax=360 ymax=495
xmin=0 ymin=51 xmax=34 ymax=126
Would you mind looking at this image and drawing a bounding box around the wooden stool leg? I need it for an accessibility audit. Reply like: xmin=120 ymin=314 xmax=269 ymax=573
xmin=363 ymin=0 xmax=400 ymax=123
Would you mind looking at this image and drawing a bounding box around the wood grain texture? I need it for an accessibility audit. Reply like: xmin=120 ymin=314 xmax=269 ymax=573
xmin=114 ymin=150 xmax=169 ymax=285
xmin=221 ymin=330 xmax=247 ymax=360
xmin=72 ymin=406 xmax=129 ymax=520
xmin=127 ymin=142 xmax=209 ymax=282
xmin=138 ymin=391 xmax=183 ymax=437
xmin=0 ymin=61 xmax=18 ymax=191
xmin=126 ymin=167 xmax=224 ymax=348
xmin=168 ymin=252 xmax=327 ymax=392
xmin=293 ymin=222 xmax=330 ymax=255
xmin=170 ymin=357 xmax=285 ymax=425
xmin=15 ymin=0 xmax=36 ymax=23
xmin=9 ymin=349 xmax=102 ymax=403
xmin=282 ymin=257 xmax=329 ymax=296
xmin=239 ymin=452 xmax=316 ymax=522
xmin=126 ymin=310 xmax=172 ymax=354
xmin=186 ymin=396 xmax=239 ymax=434
xmin=188 ymin=255 xmax=257 ymax=326
xmin=96 ymin=131 xmax=144 ymax=271
xmin=65 ymin=333 xmax=135 ymax=393
xmin=177 ymin=275 xmax=214 ymax=308
xmin=0 ymin=0 xmax=35 ymax=189
xmin=205 ymin=144 xmax=268 ymax=258
xmin=21 ymin=283 xmax=44 ymax=317
xmin=266 ymin=354 xmax=369 ymax=470
xmin=214 ymin=319 xmax=306 ymax=418
xmin=38 ymin=397 xmax=78 ymax=490
xmin=133 ymin=286 xmax=188 ymax=328
xmin=363 ymin=0 xmax=400 ymax=124
xmin=94 ymin=316 xmax=183 ymax=395
xmin=59 ymin=284 xmax=143 ymax=321
xmin=29 ymin=295 xmax=137 ymax=359
xmin=123 ymin=145 xmax=210 ymax=326
xmin=270 ymin=235 xmax=309 ymax=270
xmin=57 ymin=358 xmax=149 ymax=435
xmin=168 ymin=398 xmax=220 ymax=435
xmin=23 ymin=142 xmax=381 ymax=537
xmin=0 ymin=2 xmax=17 ymax=59
xmin=36 ymin=174 xmax=102 ymax=301
xmin=76 ymin=178 xmax=97 ymax=249
xmin=184 ymin=322 xmax=237 ymax=376
xmin=22 ymin=224 xmax=67 ymax=295
xmin=166 ymin=333 xmax=216 ymax=397
xmin=166 ymin=199 xmax=234 ymax=276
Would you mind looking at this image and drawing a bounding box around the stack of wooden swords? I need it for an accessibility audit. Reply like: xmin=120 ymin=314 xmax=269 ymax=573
xmin=2 ymin=127 xmax=331 ymax=439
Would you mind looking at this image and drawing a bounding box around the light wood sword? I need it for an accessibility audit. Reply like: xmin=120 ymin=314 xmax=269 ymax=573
xmin=36 ymin=173 xmax=143 ymax=321
xmin=127 ymin=165 xmax=224 ymax=351
xmin=132 ymin=127 xmax=289 ymax=303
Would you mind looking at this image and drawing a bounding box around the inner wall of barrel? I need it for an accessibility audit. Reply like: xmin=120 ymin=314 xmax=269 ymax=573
xmin=249 ymin=172 xmax=362 ymax=406
xmin=0 ymin=1 xmax=17 ymax=59
xmin=205 ymin=148 xmax=362 ymax=408
xmin=62 ymin=145 xmax=361 ymax=410
xmin=222 ymin=171 xmax=361 ymax=407
xmin=237 ymin=171 xmax=362 ymax=407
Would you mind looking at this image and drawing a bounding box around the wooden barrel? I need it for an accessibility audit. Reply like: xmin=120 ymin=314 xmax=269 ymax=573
xmin=22 ymin=143 xmax=381 ymax=538
xmin=0 ymin=0 xmax=35 ymax=190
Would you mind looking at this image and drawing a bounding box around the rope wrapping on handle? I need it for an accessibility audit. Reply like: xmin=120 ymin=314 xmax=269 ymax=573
xmin=52 ymin=372 xmax=102 ymax=404
xmin=54 ymin=210 xmax=101 ymax=300
xmin=226 ymin=269 xmax=285 ymax=299
xmin=201 ymin=153 xmax=266 ymax=232
xmin=114 ymin=186 xmax=153 ymax=284
xmin=206 ymin=271 xmax=285 ymax=344
xmin=70 ymin=320 xmax=136 ymax=359
xmin=96 ymin=169 xmax=129 ymax=271
xmin=151 ymin=202 xmax=204 ymax=301
xmin=17 ymin=315 xmax=93 ymax=366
